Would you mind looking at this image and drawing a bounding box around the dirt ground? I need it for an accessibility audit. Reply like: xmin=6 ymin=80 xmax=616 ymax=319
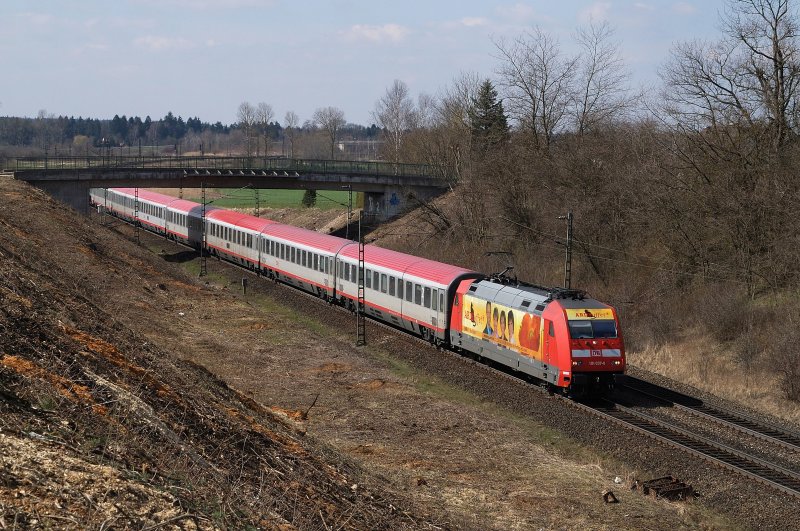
xmin=118 ymin=226 xmax=744 ymax=525
xmin=0 ymin=177 xmax=781 ymax=529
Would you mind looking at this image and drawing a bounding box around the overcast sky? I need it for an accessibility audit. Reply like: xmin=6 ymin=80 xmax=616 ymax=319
xmin=1 ymin=1 xmax=730 ymax=126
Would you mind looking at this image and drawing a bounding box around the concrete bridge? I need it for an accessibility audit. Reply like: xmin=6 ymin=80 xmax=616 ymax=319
xmin=10 ymin=156 xmax=451 ymax=221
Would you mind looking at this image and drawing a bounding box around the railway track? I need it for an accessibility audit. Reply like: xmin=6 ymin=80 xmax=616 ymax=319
xmin=114 ymin=216 xmax=800 ymax=500
xmin=619 ymin=377 xmax=800 ymax=453
xmin=568 ymin=397 xmax=800 ymax=499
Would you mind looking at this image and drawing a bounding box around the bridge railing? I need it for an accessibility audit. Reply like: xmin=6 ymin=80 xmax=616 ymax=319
xmin=13 ymin=156 xmax=446 ymax=180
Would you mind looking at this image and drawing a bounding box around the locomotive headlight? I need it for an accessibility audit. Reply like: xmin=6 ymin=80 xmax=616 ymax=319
xmin=613 ymin=360 xmax=621 ymax=366
xmin=572 ymin=360 xmax=582 ymax=366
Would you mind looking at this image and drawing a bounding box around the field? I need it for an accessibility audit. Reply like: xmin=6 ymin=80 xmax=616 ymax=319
xmin=176 ymin=187 xmax=361 ymax=210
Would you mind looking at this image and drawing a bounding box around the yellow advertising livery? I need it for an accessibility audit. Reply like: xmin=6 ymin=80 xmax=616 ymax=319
xmin=450 ymin=276 xmax=625 ymax=393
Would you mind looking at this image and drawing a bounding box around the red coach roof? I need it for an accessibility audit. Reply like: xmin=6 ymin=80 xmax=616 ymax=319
xmin=110 ymin=188 xmax=201 ymax=214
xmin=340 ymin=244 xmax=477 ymax=285
xmin=112 ymin=188 xmax=178 ymax=206
xmin=263 ymin=224 xmax=352 ymax=254
xmin=206 ymin=210 xmax=277 ymax=233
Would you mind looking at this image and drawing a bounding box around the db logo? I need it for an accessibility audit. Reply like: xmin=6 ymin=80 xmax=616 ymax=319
xmin=591 ymin=350 xmax=601 ymax=357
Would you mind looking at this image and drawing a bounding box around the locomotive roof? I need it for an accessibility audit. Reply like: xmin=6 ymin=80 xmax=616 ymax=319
xmin=340 ymin=244 xmax=479 ymax=285
xmin=470 ymin=278 xmax=609 ymax=312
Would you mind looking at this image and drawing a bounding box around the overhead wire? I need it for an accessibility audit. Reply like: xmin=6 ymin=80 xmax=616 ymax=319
xmin=500 ymin=218 xmax=748 ymax=285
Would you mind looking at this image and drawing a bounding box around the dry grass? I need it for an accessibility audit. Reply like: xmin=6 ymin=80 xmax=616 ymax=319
xmin=628 ymin=332 xmax=800 ymax=425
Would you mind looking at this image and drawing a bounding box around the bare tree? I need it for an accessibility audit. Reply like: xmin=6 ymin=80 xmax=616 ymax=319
xmin=312 ymin=106 xmax=346 ymax=159
xmin=436 ymin=71 xmax=482 ymax=131
xmin=237 ymin=101 xmax=256 ymax=156
xmin=574 ymin=21 xmax=633 ymax=135
xmin=662 ymin=0 xmax=800 ymax=155
xmin=494 ymin=28 xmax=579 ymax=153
xmin=284 ymin=111 xmax=299 ymax=158
xmin=256 ymin=102 xmax=274 ymax=157
xmin=373 ymin=79 xmax=416 ymax=163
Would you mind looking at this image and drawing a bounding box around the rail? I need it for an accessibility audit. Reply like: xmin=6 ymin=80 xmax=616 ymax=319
xmin=567 ymin=397 xmax=800 ymax=499
xmin=620 ymin=377 xmax=800 ymax=452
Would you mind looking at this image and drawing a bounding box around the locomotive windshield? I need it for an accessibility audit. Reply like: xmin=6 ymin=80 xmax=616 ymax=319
xmin=568 ymin=320 xmax=617 ymax=339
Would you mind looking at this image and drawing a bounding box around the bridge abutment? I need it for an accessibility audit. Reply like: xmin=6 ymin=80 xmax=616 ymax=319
xmin=363 ymin=186 xmax=442 ymax=222
xmin=35 ymin=181 xmax=92 ymax=214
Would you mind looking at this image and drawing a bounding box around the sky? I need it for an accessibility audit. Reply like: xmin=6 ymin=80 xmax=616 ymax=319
xmin=0 ymin=0 xmax=731 ymax=126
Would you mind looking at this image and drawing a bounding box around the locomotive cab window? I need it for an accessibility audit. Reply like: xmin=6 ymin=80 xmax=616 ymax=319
xmin=568 ymin=320 xmax=617 ymax=339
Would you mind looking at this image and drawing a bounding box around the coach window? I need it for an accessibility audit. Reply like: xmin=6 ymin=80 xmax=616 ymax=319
xmin=389 ymin=277 xmax=396 ymax=296
xmin=290 ymin=247 xmax=295 ymax=263
xmin=248 ymin=234 xmax=253 ymax=248
xmin=380 ymin=274 xmax=387 ymax=293
xmin=424 ymin=287 xmax=432 ymax=308
xmin=397 ymin=279 xmax=403 ymax=299
xmin=432 ymin=290 xmax=438 ymax=311
xmin=415 ymin=284 xmax=422 ymax=305
xmin=313 ymin=253 xmax=318 ymax=271
xmin=372 ymin=271 xmax=379 ymax=289
xmin=301 ymin=250 xmax=306 ymax=267
xmin=406 ymin=281 xmax=413 ymax=302
xmin=365 ymin=270 xmax=372 ymax=289
xmin=440 ymin=292 xmax=445 ymax=311
xmin=350 ymin=264 xmax=357 ymax=282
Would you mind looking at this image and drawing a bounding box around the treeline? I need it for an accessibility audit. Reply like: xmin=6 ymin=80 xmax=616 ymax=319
xmin=0 ymin=111 xmax=381 ymax=156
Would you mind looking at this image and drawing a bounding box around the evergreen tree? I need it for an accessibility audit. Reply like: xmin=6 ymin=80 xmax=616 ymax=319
xmin=301 ymin=189 xmax=317 ymax=207
xmin=469 ymin=79 xmax=509 ymax=154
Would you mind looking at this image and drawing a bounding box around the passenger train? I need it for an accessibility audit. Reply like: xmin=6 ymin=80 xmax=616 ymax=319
xmin=90 ymin=187 xmax=625 ymax=393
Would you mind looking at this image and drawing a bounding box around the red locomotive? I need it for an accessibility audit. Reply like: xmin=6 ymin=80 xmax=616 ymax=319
xmin=90 ymin=187 xmax=625 ymax=394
